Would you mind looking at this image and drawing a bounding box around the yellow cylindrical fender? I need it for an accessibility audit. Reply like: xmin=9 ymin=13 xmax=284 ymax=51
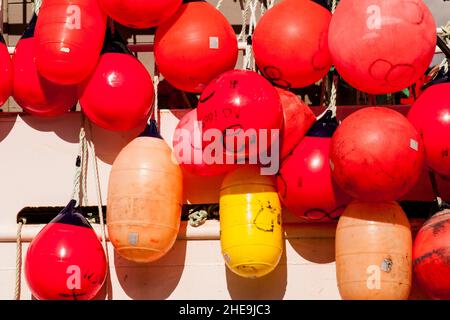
xmin=220 ymin=166 xmax=283 ymax=278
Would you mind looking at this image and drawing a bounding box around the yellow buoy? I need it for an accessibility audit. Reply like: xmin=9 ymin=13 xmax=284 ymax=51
xmin=220 ymin=166 xmax=283 ymax=278
xmin=336 ymin=200 xmax=412 ymax=300
xmin=107 ymin=122 xmax=183 ymax=263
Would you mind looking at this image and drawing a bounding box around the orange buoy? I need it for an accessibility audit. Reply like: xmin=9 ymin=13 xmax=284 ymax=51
xmin=154 ymin=1 xmax=238 ymax=93
xmin=252 ymin=0 xmax=332 ymax=88
xmin=35 ymin=0 xmax=107 ymax=84
xmin=0 ymin=32 xmax=13 ymax=107
xmin=336 ymin=201 xmax=412 ymax=300
xmin=107 ymin=121 xmax=183 ymax=263
xmin=276 ymin=88 xmax=316 ymax=159
xmin=328 ymin=0 xmax=436 ymax=94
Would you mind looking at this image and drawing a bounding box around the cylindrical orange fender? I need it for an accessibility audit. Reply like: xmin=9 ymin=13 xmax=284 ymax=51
xmin=107 ymin=121 xmax=183 ymax=263
xmin=336 ymin=200 xmax=412 ymax=300
xmin=220 ymin=166 xmax=283 ymax=278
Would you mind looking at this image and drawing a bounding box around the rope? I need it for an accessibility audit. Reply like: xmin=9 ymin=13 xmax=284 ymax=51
xmin=216 ymin=0 xmax=224 ymax=9
xmin=188 ymin=210 xmax=208 ymax=227
xmin=33 ymin=0 xmax=42 ymax=14
xmin=242 ymin=0 xmax=258 ymax=70
xmin=86 ymin=121 xmax=111 ymax=299
xmin=14 ymin=218 xmax=26 ymax=300
xmin=238 ymin=0 xmax=252 ymax=42
xmin=71 ymin=122 xmax=89 ymax=207
xmin=149 ymin=64 xmax=160 ymax=125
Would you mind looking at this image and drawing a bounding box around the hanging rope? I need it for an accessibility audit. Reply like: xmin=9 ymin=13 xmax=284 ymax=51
xmin=33 ymin=0 xmax=42 ymax=14
xmin=71 ymin=119 xmax=89 ymax=207
xmin=86 ymin=121 xmax=111 ymax=299
xmin=150 ymin=65 xmax=160 ymax=125
xmin=216 ymin=0 xmax=224 ymax=10
xmin=238 ymin=0 xmax=252 ymax=42
xmin=14 ymin=218 xmax=26 ymax=300
xmin=242 ymin=0 xmax=258 ymax=70
xmin=188 ymin=209 xmax=208 ymax=227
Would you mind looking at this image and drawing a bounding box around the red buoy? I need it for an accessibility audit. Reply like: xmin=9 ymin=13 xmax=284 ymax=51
xmin=0 ymin=32 xmax=13 ymax=107
xmin=79 ymin=31 xmax=154 ymax=131
xmin=276 ymin=88 xmax=316 ymax=159
xmin=253 ymin=0 xmax=332 ymax=88
xmin=12 ymin=15 xmax=78 ymax=117
xmin=98 ymin=0 xmax=181 ymax=29
xmin=328 ymin=0 xmax=436 ymax=94
xmin=330 ymin=107 xmax=425 ymax=202
xmin=35 ymin=0 xmax=107 ymax=85
xmin=173 ymin=109 xmax=234 ymax=176
xmin=408 ymin=83 xmax=450 ymax=178
xmin=197 ymin=70 xmax=283 ymax=160
xmin=278 ymin=111 xmax=350 ymax=222
xmin=25 ymin=200 xmax=107 ymax=300
xmin=413 ymin=209 xmax=450 ymax=300
xmin=154 ymin=1 xmax=238 ymax=93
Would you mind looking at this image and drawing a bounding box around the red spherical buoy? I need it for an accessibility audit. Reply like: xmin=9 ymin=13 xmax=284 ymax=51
xmin=173 ymin=109 xmax=234 ymax=176
xmin=0 ymin=32 xmax=13 ymax=107
xmin=79 ymin=31 xmax=154 ymax=131
xmin=328 ymin=0 xmax=436 ymax=94
xmin=197 ymin=70 xmax=283 ymax=161
xmin=12 ymin=15 xmax=78 ymax=117
xmin=413 ymin=209 xmax=450 ymax=300
xmin=408 ymin=83 xmax=450 ymax=179
xmin=154 ymin=1 xmax=238 ymax=93
xmin=98 ymin=0 xmax=181 ymax=29
xmin=278 ymin=111 xmax=350 ymax=222
xmin=330 ymin=107 xmax=425 ymax=202
xmin=253 ymin=0 xmax=332 ymax=88
xmin=35 ymin=0 xmax=107 ymax=85
xmin=25 ymin=200 xmax=107 ymax=300
xmin=276 ymin=88 xmax=316 ymax=159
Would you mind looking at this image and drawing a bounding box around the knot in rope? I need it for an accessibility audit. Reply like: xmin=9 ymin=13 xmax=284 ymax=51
xmin=188 ymin=209 xmax=208 ymax=227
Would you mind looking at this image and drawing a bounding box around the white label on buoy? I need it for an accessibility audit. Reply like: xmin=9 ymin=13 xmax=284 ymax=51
xmin=60 ymin=47 xmax=70 ymax=53
xmin=128 ymin=232 xmax=139 ymax=246
xmin=329 ymin=159 xmax=335 ymax=171
xmin=209 ymin=37 xmax=219 ymax=49
xmin=410 ymin=139 xmax=419 ymax=151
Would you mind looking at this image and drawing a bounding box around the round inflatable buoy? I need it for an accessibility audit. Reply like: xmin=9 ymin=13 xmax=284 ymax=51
xmin=154 ymin=1 xmax=238 ymax=93
xmin=197 ymin=70 xmax=283 ymax=161
xmin=253 ymin=0 xmax=332 ymax=88
xmin=336 ymin=200 xmax=412 ymax=300
xmin=330 ymin=107 xmax=425 ymax=202
xmin=13 ymin=14 xmax=78 ymax=117
xmin=107 ymin=121 xmax=183 ymax=263
xmin=413 ymin=209 xmax=450 ymax=300
xmin=25 ymin=200 xmax=107 ymax=300
xmin=408 ymin=83 xmax=450 ymax=178
xmin=220 ymin=166 xmax=283 ymax=278
xmin=79 ymin=30 xmax=154 ymax=131
xmin=328 ymin=0 xmax=436 ymax=94
xmin=98 ymin=0 xmax=181 ymax=29
xmin=35 ymin=0 xmax=107 ymax=84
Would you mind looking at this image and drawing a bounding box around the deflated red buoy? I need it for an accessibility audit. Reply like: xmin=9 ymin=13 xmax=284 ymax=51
xmin=173 ymin=109 xmax=234 ymax=176
xmin=408 ymin=83 xmax=450 ymax=178
xmin=154 ymin=1 xmax=238 ymax=93
xmin=276 ymin=88 xmax=316 ymax=159
xmin=35 ymin=0 xmax=107 ymax=85
xmin=12 ymin=14 xmax=78 ymax=117
xmin=328 ymin=0 xmax=436 ymax=94
xmin=98 ymin=0 xmax=181 ymax=29
xmin=25 ymin=200 xmax=107 ymax=300
xmin=413 ymin=209 xmax=450 ymax=300
xmin=253 ymin=0 xmax=332 ymax=88
xmin=278 ymin=111 xmax=350 ymax=222
xmin=197 ymin=70 xmax=283 ymax=160
xmin=79 ymin=30 xmax=154 ymax=131
xmin=0 ymin=32 xmax=13 ymax=107
xmin=330 ymin=107 xmax=425 ymax=202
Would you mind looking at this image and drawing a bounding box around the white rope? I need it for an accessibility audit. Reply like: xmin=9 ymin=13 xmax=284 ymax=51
xmin=242 ymin=0 xmax=258 ymax=70
xmin=216 ymin=0 xmax=224 ymax=9
xmin=71 ymin=123 xmax=89 ymax=207
xmin=86 ymin=121 xmax=111 ymax=299
xmin=14 ymin=218 xmax=25 ymax=300
xmin=33 ymin=0 xmax=42 ymax=14
xmin=150 ymin=64 xmax=160 ymax=125
xmin=238 ymin=0 xmax=252 ymax=42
